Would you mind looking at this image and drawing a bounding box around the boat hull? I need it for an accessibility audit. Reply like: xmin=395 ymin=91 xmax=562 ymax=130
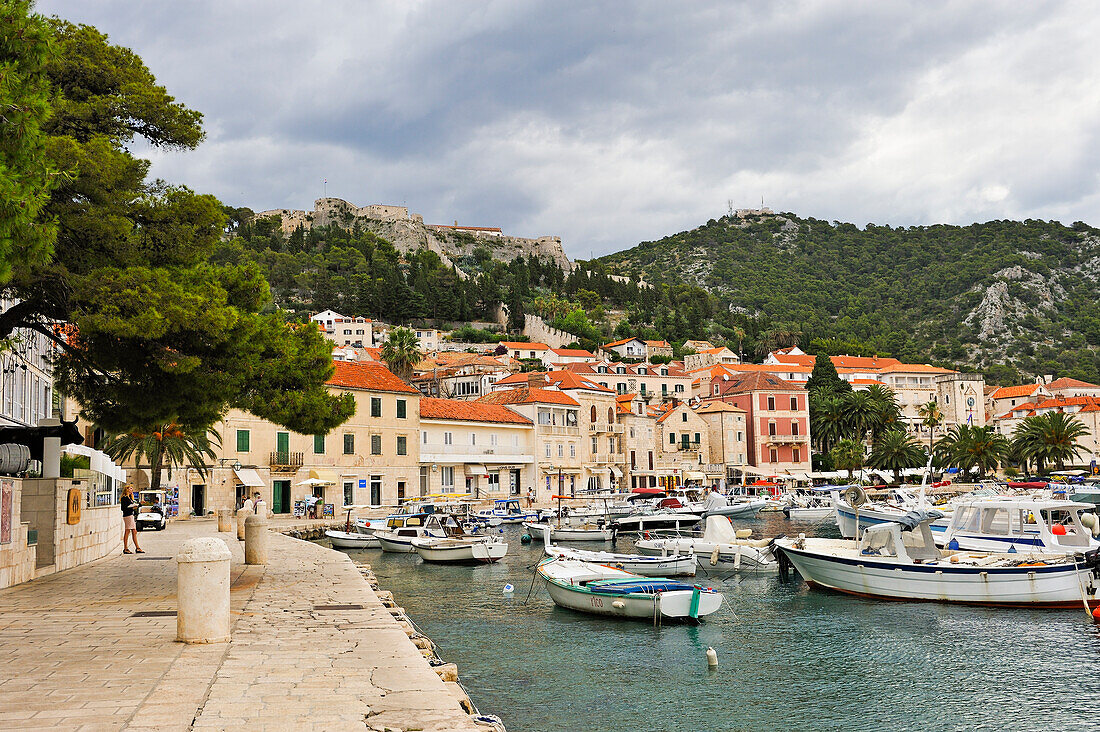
xmin=777 ymin=543 xmax=1100 ymax=608
xmin=522 ymin=521 xmax=614 ymax=542
xmin=785 ymin=507 xmax=835 ymax=521
xmin=544 ymin=546 xmax=697 ymax=577
xmin=635 ymin=538 xmax=778 ymax=571
xmin=613 ymin=514 xmax=701 ymax=532
xmin=376 ymin=534 xmax=418 ymax=553
xmin=543 ymin=579 xmax=722 ymax=620
xmin=704 ymin=500 xmax=767 ymax=519
xmin=325 ymin=530 xmax=380 ymax=549
xmin=414 ymin=540 xmax=508 ymax=564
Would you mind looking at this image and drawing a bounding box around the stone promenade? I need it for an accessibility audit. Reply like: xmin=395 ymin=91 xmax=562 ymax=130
xmin=0 ymin=519 xmax=482 ymax=731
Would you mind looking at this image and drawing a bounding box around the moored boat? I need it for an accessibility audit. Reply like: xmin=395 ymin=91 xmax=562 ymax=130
xmin=936 ymin=497 xmax=1100 ymax=554
xmin=537 ymin=557 xmax=723 ymax=621
xmin=325 ymin=527 xmax=380 ymax=549
xmin=543 ymin=544 xmax=696 ymax=577
xmin=634 ymin=516 xmax=779 ymax=571
xmin=412 ymin=535 xmax=508 ymax=563
xmin=775 ymin=509 xmax=1100 ymax=608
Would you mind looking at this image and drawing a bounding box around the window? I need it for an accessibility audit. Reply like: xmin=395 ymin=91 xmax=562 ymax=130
xmin=793 ymin=447 xmax=801 ymax=463
xmin=570 ymin=444 xmax=576 ymax=458
xmin=675 ymin=384 xmax=684 ymax=393
xmin=714 ymin=384 xmax=720 ymax=395
xmin=371 ymin=434 xmax=382 ymax=455
xmin=370 ymin=475 xmax=382 ymax=506
xmin=769 ymin=448 xmax=778 ymax=463
xmin=487 ymin=472 xmax=500 ymax=492
xmin=792 ymin=421 xmax=799 ymax=436
xmin=608 ymin=407 xmax=615 ymax=423
xmin=397 ymin=399 xmax=407 ymax=419
xmin=768 ymin=421 xmax=777 ymax=436
xmin=371 ymin=397 xmax=382 ymax=418
xmin=397 ymin=480 xmax=406 ymax=500
xmin=767 ymin=396 xmax=776 ymax=410
xmin=441 ymin=466 xmax=454 ymax=487
xmin=343 ymin=329 xmax=352 ymax=335
xmin=343 ymin=481 xmax=354 ymax=506
xmin=470 ymin=433 xmax=476 ymax=446
xmin=648 ymin=451 xmax=654 ymax=470
xmin=630 ymin=450 xmax=637 ymax=469
xmin=236 ymin=429 xmax=250 ymax=452
xmin=313 ymin=434 xmax=325 ymax=454
xmin=694 ymin=432 xmax=700 ymax=443
xmin=592 ymin=436 xmax=599 ymax=453
xmin=490 ymin=434 xmax=498 ymax=446
xmin=790 ymin=396 xmax=798 ymax=411
xmin=545 ymin=443 xmax=551 ymax=458
xmin=396 ymin=436 xmax=407 ymax=456
xmin=558 ymin=444 xmax=564 ymax=457
xmin=737 ymin=431 xmax=743 ymax=441
xmin=423 ymin=431 xmax=428 ymax=444
xmin=591 ymin=405 xmax=597 ymax=422
xmin=343 ymin=433 xmax=354 ymax=454
xmin=661 ymin=369 xmax=668 ymax=376
xmin=681 ymin=412 xmax=688 ymax=422
xmin=444 ymin=432 xmax=453 ymax=445
xmin=669 ymin=432 xmax=676 ymax=444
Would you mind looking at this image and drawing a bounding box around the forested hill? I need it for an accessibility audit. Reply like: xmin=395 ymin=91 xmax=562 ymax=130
xmin=597 ymin=213 xmax=1100 ymax=382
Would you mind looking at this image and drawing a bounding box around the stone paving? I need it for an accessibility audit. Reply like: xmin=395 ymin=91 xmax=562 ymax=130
xmin=0 ymin=518 xmax=481 ymax=731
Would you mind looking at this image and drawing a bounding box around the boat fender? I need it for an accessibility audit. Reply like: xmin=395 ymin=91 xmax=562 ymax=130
xmin=503 ymin=584 xmax=515 ymax=595
xmin=947 ymin=539 xmax=960 ymax=551
xmin=710 ymin=547 xmax=720 ymax=566
xmin=734 ymin=545 xmax=742 ymax=570
xmin=520 ymin=534 xmax=532 ymax=544
xmin=612 ymin=600 xmax=625 ymax=609
xmin=735 ymin=528 xmax=753 ymax=539
xmin=706 ymin=647 xmax=718 ymax=667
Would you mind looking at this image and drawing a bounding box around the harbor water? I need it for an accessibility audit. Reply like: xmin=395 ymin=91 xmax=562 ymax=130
xmin=325 ymin=513 xmax=1100 ymax=731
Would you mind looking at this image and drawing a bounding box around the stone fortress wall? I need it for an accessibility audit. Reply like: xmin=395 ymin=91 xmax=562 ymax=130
xmin=253 ymin=198 xmax=572 ymax=277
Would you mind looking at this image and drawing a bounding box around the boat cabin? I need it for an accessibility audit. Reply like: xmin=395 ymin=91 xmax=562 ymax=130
xmin=386 ymin=512 xmax=428 ymax=530
xmin=492 ymin=498 xmax=524 ymax=516
xmin=941 ymin=499 xmax=1098 ymax=552
xmin=860 ymin=513 xmax=943 ymax=563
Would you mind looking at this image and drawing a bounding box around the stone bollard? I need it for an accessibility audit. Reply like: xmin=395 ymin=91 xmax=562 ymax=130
xmin=244 ymin=514 xmax=268 ymax=565
xmin=236 ymin=507 xmax=252 ymax=541
xmin=217 ymin=508 xmax=232 ymax=532
xmin=176 ymin=537 xmax=232 ymax=644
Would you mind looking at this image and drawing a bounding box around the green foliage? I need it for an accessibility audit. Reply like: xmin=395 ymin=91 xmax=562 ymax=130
xmin=381 ymin=326 xmax=422 ymax=381
xmin=102 ymin=423 xmax=219 ymax=493
xmin=806 ymin=352 xmax=851 ymax=396
xmin=831 ymin=438 xmax=865 ymax=478
xmin=59 ymin=452 xmax=89 ymax=478
xmin=934 ymin=425 xmax=1009 ymax=477
xmin=1 ymin=18 xmax=354 ymax=435
xmin=0 ymin=1 xmax=57 ymax=283
xmin=868 ymin=429 xmax=927 ymax=483
xmin=1011 ymin=412 xmax=1088 ymax=473
xmin=600 ymin=214 xmax=1100 ymax=382
xmin=449 ymin=325 xmax=507 ymax=343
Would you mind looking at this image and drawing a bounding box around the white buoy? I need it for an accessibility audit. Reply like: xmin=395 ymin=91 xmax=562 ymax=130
xmin=503 ymin=583 xmax=515 ymax=595
xmin=706 ymin=647 xmax=718 ymax=667
xmin=612 ymin=600 xmax=625 ymax=609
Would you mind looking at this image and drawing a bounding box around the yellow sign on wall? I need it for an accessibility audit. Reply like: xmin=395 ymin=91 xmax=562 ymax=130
xmin=66 ymin=488 xmax=82 ymax=525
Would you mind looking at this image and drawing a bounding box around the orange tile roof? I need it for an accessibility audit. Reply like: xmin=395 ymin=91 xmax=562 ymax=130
xmin=602 ymin=337 xmax=642 ymax=349
xmin=874 ymin=363 xmax=954 ymax=374
xmin=478 ymin=387 xmax=580 ymax=407
xmin=655 ymin=407 xmax=683 ymax=424
xmin=1036 ymin=396 xmax=1100 ymax=409
xmin=500 ymin=341 xmax=550 ymax=350
xmin=644 ymin=340 xmax=671 ymax=347
xmin=990 ymin=384 xmax=1044 ymax=400
xmin=695 ymin=401 xmax=746 ymax=414
xmin=1047 ymin=377 xmax=1100 ymax=390
xmin=1079 ymin=404 xmax=1100 ymax=413
xmin=551 ymin=348 xmax=596 ymax=358
xmin=771 ymin=353 xmax=903 ymax=369
xmin=1010 ymin=402 xmax=1037 ymax=412
xmin=327 ymin=361 xmax=418 ymax=394
xmin=851 ymin=379 xmax=887 ymax=386
xmin=419 ymin=398 xmax=531 ymax=425
xmin=718 ymin=371 xmax=803 ymax=393
xmin=545 ymin=371 xmax=614 ymax=392
xmin=616 ymin=393 xmax=637 ymax=402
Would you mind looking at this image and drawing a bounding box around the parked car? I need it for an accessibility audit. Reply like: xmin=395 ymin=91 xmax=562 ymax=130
xmin=136 ymin=490 xmax=168 ymax=531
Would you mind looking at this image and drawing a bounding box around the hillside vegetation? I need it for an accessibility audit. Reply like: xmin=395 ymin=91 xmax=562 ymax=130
xmin=598 ymin=214 xmax=1100 ymax=383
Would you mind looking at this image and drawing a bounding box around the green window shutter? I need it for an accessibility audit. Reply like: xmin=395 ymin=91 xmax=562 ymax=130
xmin=669 ymin=432 xmax=675 ymax=444
xmin=396 ymin=436 xmax=407 ymax=456
xmin=396 ymin=399 xmax=407 ymax=419
xmin=236 ymin=429 xmax=249 ymax=452
xmin=371 ymin=434 xmax=382 ymax=455
xmin=314 ymin=434 xmax=325 ymax=454
xmin=371 ymin=397 xmax=382 ymax=418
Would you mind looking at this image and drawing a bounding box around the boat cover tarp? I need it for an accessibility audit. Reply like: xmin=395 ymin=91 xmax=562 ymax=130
xmin=702 ymin=515 xmax=738 ymax=543
xmin=895 ymin=508 xmax=945 ymax=530
xmin=587 ymin=579 xmax=696 ymax=594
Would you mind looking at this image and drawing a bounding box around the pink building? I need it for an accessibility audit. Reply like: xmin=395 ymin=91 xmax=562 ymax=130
xmin=709 ymin=371 xmax=811 ymax=476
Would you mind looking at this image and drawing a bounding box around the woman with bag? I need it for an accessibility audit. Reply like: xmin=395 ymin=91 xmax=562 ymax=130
xmin=121 ymin=485 xmax=144 ymax=554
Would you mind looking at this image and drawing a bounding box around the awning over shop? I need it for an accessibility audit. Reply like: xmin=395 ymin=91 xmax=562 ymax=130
xmin=464 ymin=464 xmax=488 ymax=476
xmin=308 ymin=469 xmax=338 ymax=484
xmin=609 ymin=466 xmax=623 ymax=478
xmin=234 ymin=467 xmax=265 ymax=487
xmin=685 ymin=471 xmax=707 ymax=482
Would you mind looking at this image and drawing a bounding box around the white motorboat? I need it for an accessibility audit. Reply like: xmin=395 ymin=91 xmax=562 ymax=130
xmin=412 ymin=535 xmax=508 ymax=563
xmin=325 ymin=527 xmax=380 ymax=549
xmin=543 ymin=544 xmax=696 ymax=577
xmin=537 ymin=557 xmax=723 ymax=621
xmin=775 ymin=509 xmax=1100 ymax=608
xmin=937 ymin=498 xmax=1100 ymax=554
xmin=523 ymin=520 xmax=614 ymax=542
xmin=375 ymin=513 xmax=441 ymax=553
xmin=634 ymin=516 xmax=779 ymax=571
xmin=832 ymin=488 xmax=922 ymax=538
xmin=473 ymin=498 xmax=539 ymax=525
xmin=613 ymin=509 xmax=701 ymax=533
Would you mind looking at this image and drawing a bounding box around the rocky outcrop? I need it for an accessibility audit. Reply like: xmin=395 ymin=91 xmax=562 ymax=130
xmin=253 ymin=198 xmax=572 ymax=276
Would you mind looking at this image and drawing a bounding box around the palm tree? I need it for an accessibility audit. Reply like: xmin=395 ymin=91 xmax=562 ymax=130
xmin=729 ymin=325 xmax=746 ymax=363
xmin=381 ymin=326 xmax=423 ymax=382
xmin=840 ymin=390 xmax=876 ymax=441
xmin=831 ymin=438 xmax=865 ymax=480
xmin=934 ymin=424 xmax=1008 ymax=478
xmin=810 ymin=393 xmax=847 ymax=455
xmin=865 ymin=385 xmax=902 ymax=442
xmin=1012 ymin=412 xmax=1088 ymax=473
xmin=103 ymin=424 xmax=220 ymax=493
xmin=917 ymin=400 xmax=943 ymax=455
xmin=869 ymin=429 xmax=927 ymax=484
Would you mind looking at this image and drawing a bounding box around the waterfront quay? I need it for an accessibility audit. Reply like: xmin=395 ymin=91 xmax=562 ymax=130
xmin=0 ymin=518 xmax=481 ymax=732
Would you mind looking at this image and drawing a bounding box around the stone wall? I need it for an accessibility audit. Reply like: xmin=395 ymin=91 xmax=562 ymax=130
xmin=0 ymin=478 xmax=36 ymax=589
xmin=523 ymin=313 xmax=574 ymax=349
xmin=21 ymin=479 xmax=121 ymax=574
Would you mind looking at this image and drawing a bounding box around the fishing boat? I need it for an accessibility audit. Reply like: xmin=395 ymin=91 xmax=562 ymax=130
xmin=524 ymin=521 xmax=614 ymax=542
xmin=832 ymin=487 xmax=922 ymax=538
xmin=543 ymin=544 xmax=696 ymax=577
xmin=775 ymin=509 xmax=1100 ymax=608
xmin=374 ymin=513 xmax=442 ymax=553
xmin=537 ymin=557 xmax=723 ymax=621
xmin=612 ymin=506 xmax=702 ymax=533
xmin=634 ymin=516 xmax=779 ymax=571
xmin=473 ymin=498 xmax=539 ymax=525
xmin=413 ymin=536 xmax=509 ymax=563
xmin=936 ymin=497 xmax=1100 ymax=554
xmin=784 ymin=489 xmax=839 ymax=521
xmin=326 ymin=509 xmax=381 ymax=549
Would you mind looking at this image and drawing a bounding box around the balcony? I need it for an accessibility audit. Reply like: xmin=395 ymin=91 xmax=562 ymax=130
xmin=763 ymin=434 xmax=808 ymax=446
xmin=542 ymin=424 xmax=581 ymax=436
xmin=591 ymin=453 xmax=627 ymax=465
xmin=270 ymin=451 xmax=304 ymax=472
xmin=589 ymin=423 xmax=625 ymax=434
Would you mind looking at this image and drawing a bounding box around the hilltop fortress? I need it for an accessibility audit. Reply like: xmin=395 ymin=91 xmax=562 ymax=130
xmin=253 ymin=198 xmax=572 ymax=275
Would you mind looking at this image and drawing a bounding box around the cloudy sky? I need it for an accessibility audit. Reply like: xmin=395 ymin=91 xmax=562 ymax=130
xmin=37 ymin=0 xmax=1100 ymax=258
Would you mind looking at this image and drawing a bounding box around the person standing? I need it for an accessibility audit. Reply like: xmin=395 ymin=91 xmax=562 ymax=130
xmin=120 ymin=485 xmax=143 ymax=554
xmin=242 ymin=493 xmax=254 ymax=513
xmin=253 ymin=492 xmax=267 ymax=519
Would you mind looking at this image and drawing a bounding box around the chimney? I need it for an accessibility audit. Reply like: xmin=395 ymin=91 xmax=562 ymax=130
xmin=528 ymin=373 xmax=548 ymax=389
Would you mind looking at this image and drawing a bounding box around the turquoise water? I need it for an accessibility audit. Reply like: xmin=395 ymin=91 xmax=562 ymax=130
xmin=329 ymin=515 xmax=1100 ymax=732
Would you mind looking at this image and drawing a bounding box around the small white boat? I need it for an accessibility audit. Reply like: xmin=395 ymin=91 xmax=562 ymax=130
xmin=776 ymin=509 xmax=1100 ymax=608
xmin=523 ymin=521 xmax=614 ymax=542
xmin=412 ymin=536 xmax=508 ymax=563
xmin=325 ymin=528 xmax=380 ymax=549
xmin=474 ymin=498 xmax=539 ymax=525
xmin=634 ymin=516 xmax=779 ymax=571
xmin=375 ymin=513 xmax=440 ymax=553
xmin=613 ymin=509 xmax=701 ymax=533
xmin=937 ymin=498 xmax=1100 ymax=554
xmin=543 ymin=544 xmax=696 ymax=577
xmin=832 ymin=488 xmax=921 ymax=538
xmin=537 ymin=557 xmax=723 ymax=621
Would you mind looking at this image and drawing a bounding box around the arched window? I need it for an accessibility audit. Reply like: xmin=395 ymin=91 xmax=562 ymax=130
xmin=608 ymin=407 xmax=615 ymax=423
xmin=590 ymin=405 xmax=597 ymax=423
